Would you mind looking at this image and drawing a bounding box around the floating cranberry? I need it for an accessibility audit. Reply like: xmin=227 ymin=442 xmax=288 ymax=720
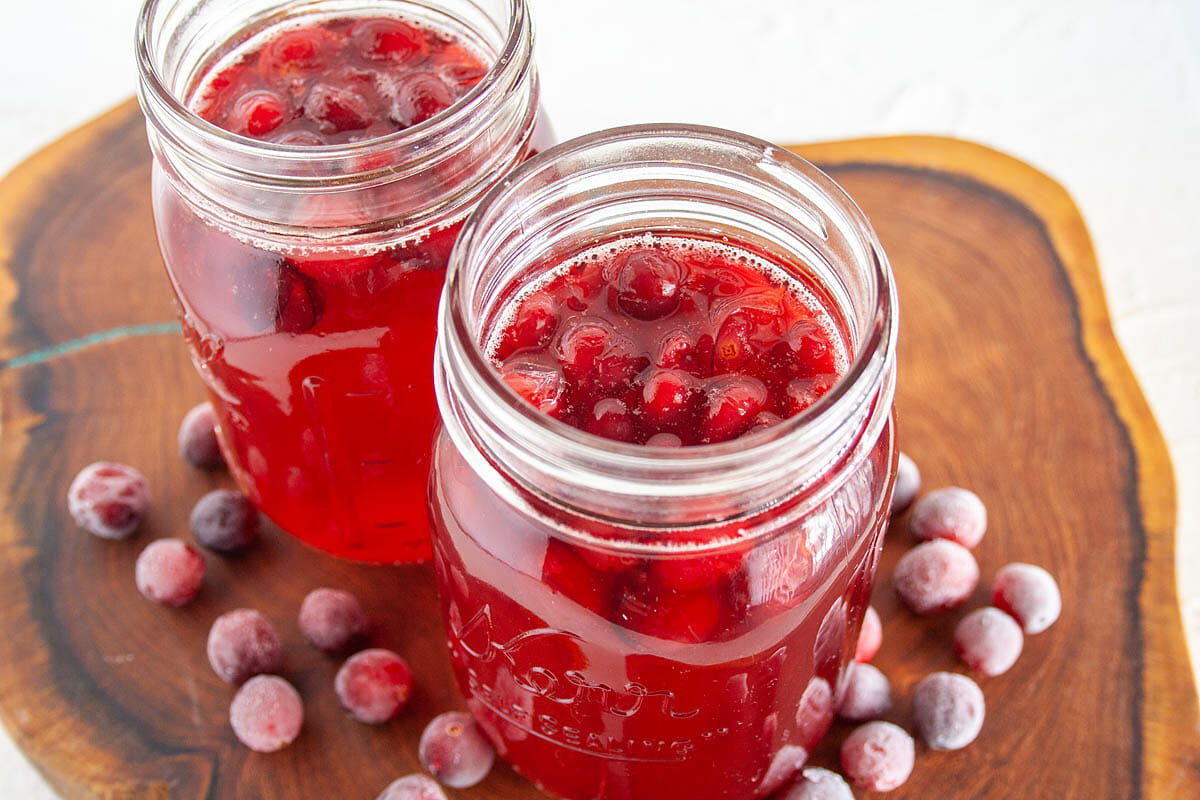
xmin=418 ymin=711 xmax=496 ymax=789
xmin=954 ymin=607 xmax=1024 ymax=676
xmin=376 ymin=774 xmax=447 ymax=800
xmin=614 ymin=573 xmax=722 ymax=643
xmin=746 ymin=410 xmax=783 ymax=434
xmin=556 ymin=318 xmax=644 ymax=394
xmin=190 ymin=489 xmax=260 ymax=552
xmin=493 ymin=293 xmax=559 ymax=360
xmin=837 ymin=662 xmax=892 ymax=721
xmin=785 ymin=374 xmax=836 ymax=417
xmin=68 ymin=462 xmax=150 ymax=540
xmin=299 ymin=587 xmax=369 ymax=653
xmin=778 ymin=320 xmax=838 ymax=377
xmin=656 ymin=330 xmax=694 ymax=369
xmin=304 ymin=83 xmax=373 ymax=134
xmin=335 ymin=648 xmax=413 ymax=724
xmin=912 ymin=671 xmax=986 ymax=750
xmin=779 ymin=767 xmax=855 ymax=800
xmin=541 ymin=539 xmax=616 ymax=616
xmin=840 ymin=721 xmax=914 ymax=792
xmin=351 ymin=18 xmax=429 ymax=64
xmin=646 ymin=432 xmax=683 ymax=447
xmin=178 ymin=402 xmax=224 ymax=468
xmin=615 ymin=249 xmax=683 ymax=320
xmin=992 ymin=562 xmax=1062 ymax=634
xmin=890 ymin=452 xmax=920 ymax=514
xmin=260 ymin=27 xmax=334 ymax=77
xmin=226 ymin=90 xmax=286 ymax=137
xmin=712 ymin=312 xmax=755 ymax=373
xmin=392 ymin=72 xmax=454 ymax=127
xmin=702 ymin=375 xmax=768 ymax=442
xmin=207 ymin=608 xmax=283 ymax=685
xmin=638 ymin=368 xmax=698 ymax=429
xmin=854 ymin=605 xmax=882 ymax=662
xmin=909 ymin=486 xmax=987 ymax=549
xmin=893 ymin=539 xmax=979 ymax=615
xmin=585 ymin=398 xmax=635 ymax=442
xmin=135 ymin=539 xmax=205 ymax=606
xmin=229 ymin=675 xmax=303 ymax=752
xmin=652 ymin=544 xmax=745 ymax=592
xmin=500 ymin=363 xmax=566 ymax=417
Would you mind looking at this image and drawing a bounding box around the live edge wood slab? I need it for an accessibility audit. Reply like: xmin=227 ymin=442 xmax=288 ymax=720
xmin=0 ymin=99 xmax=1195 ymax=799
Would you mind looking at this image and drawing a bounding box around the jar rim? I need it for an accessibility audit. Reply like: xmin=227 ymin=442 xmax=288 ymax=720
xmin=438 ymin=124 xmax=897 ymax=520
xmin=135 ymin=0 xmax=531 ymax=180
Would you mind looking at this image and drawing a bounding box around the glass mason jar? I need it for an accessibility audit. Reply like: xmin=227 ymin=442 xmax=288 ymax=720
xmin=136 ymin=0 xmax=547 ymax=563
xmin=430 ymin=126 xmax=898 ymax=800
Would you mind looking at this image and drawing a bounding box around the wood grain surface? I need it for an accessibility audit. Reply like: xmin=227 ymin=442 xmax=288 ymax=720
xmin=0 ymin=99 xmax=1195 ymax=799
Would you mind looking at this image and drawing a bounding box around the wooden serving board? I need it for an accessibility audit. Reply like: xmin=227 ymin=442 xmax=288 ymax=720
xmin=0 ymin=99 xmax=1195 ymax=799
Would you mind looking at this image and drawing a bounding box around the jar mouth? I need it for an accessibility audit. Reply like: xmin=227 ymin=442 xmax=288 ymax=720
xmin=135 ymin=0 xmax=531 ymax=184
xmin=438 ymin=124 xmax=897 ymax=519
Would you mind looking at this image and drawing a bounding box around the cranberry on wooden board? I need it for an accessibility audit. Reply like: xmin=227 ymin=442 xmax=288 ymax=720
xmin=190 ymin=489 xmax=260 ymax=552
xmin=912 ymin=671 xmax=986 ymax=751
xmin=890 ymin=452 xmax=920 ymax=514
xmin=207 ymin=609 xmax=283 ymax=685
xmin=855 ymin=605 xmax=883 ymax=662
xmin=837 ymin=662 xmax=892 ymax=721
xmin=993 ymin=562 xmax=1062 ymax=634
xmin=335 ymin=648 xmax=413 ymax=724
xmin=779 ymin=767 xmax=856 ymax=800
xmin=299 ymin=588 xmax=369 ymax=653
xmin=893 ymin=539 xmax=980 ymax=615
xmin=375 ymin=774 xmax=447 ymax=800
xmin=840 ymin=721 xmax=915 ymax=792
xmin=955 ymin=607 xmax=1024 ymax=676
xmin=229 ymin=675 xmax=303 ymax=752
xmin=178 ymin=402 xmax=225 ymax=468
xmin=134 ymin=538 xmax=204 ymax=606
xmin=67 ymin=462 xmax=150 ymax=539
xmin=909 ymin=486 xmax=987 ymax=548
xmin=418 ymin=711 xmax=496 ymax=789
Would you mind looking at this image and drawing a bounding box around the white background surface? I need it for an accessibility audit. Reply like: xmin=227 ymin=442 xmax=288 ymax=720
xmin=2 ymin=0 xmax=1197 ymax=795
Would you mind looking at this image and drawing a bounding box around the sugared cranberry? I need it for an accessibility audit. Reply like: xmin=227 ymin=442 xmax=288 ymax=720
xmin=229 ymin=675 xmax=303 ymax=752
xmin=501 ymin=363 xmax=566 ymax=416
xmin=702 ymin=375 xmax=768 ymax=442
xmin=909 ymin=486 xmax=987 ymax=548
xmin=304 ymin=83 xmax=372 ymax=134
xmin=837 ymin=662 xmax=892 ymax=721
xmin=779 ymin=767 xmax=855 ymax=800
xmin=178 ymin=402 xmax=224 ymax=468
xmin=992 ymin=562 xmax=1061 ymax=634
xmin=190 ymin=489 xmax=260 ymax=552
xmin=586 ymin=398 xmax=635 ymax=442
xmin=840 ymin=721 xmax=915 ymax=792
xmin=912 ymin=671 xmax=985 ymax=750
xmin=855 ymin=605 xmax=882 ymax=662
xmin=376 ymin=774 xmax=447 ymax=800
xmin=335 ymin=648 xmax=413 ymax=724
xmin=615 ymin=249 xmax=683 ymax=320
xmin=351 ymin=18 xmax=429 ymax=64
xmin=391 ymin=72 xmax=454 ymax=127
xmin=300 ymin=587 xmax=369 ymax=653
xmin=207 ymin=609 xmax=283 ymax=685
xmin=135 ymin=539 xmax=205 ymax=606
xmin=418 ymin=711 xmax=496 ymax=789
xmin=639 ymin=368 xmax=698 ymax=428
xmin=68 ymin=462 xmax=150 ymax=540
xmin=890 ymin=452 xmax=920 ymax=514
xmin=954 ymin=607 xmax=1024 ymax=676
xmin=226 ymin=90 xmax=286 ymax=137
xmin=893 ymin=539 xmax=979 ymax=615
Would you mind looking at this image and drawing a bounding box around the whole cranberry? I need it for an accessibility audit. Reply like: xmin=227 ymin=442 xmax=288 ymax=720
xmin=68 ymin=462 xmax=150 ymax=539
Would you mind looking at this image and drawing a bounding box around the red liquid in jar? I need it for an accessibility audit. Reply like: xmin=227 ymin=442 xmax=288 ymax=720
xmin=429 ymin=234 xmax=891 ymax=799
xmin=156 ymin=15 xmax=505 ymax=563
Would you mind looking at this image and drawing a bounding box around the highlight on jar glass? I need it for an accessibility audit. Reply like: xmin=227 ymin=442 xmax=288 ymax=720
xmin=430 ymin=125 xmax=899 ymax=800
xmin=135 ymin=0 xmax=550 ymax=563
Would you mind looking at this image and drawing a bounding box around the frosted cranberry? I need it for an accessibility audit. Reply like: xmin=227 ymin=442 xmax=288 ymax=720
xmin=207 ymin=609 xmax=283 ymax=685
xmin=615 ymin=574 xmax=721 ymax=643
xmin=702 ymin=375 xmax=768 ymax=442
xmin=299 ymin=587 xmax=369 ymax=653
xmin=68 ymin=462 xmax=150 ymax=540
xmin=954 ymin=607 xmax=1024 ymax=676
xmin=178 ymin=402 xmax=224 ymax=468
xmin=889 ymin=452 xmax=920 ymax=514
xmin=785 ymin=374 xmax=836 ymax=416
xmin=418 ymin=711 xmax=496 ymax=788
xmin=392 ymin=72 xmax=454 ymax=127
xmin=615 ymin=249 xmax=683 ymax=320
xmin=992 ymin=562 xmax=1062 ymax=634
xmin=586 ymin=398 xmax=635 ymax=442
xmin=501 ymin=363 xmax=566 ymax=416
xmin=780 ymin=767 xmax=855 ymax=800
xmin=261 ymin=27 xmax=334 ymax=77
xmin=855 ymin=605 xmax=882 ymax=662
xmin=190 ymin=489 xmax=260 ymax=552
xmin=840 ymin=721 xmax=914 ymax=792
xmin=542 ymin=539 xmax=616 ymax=615
xmin=376 ymin=774 xmax=447 ymax=800
xmin=304 ymin=83 xmax=372 ymax=134
xmin=229 ymin=675 xmax=303 ymax=752
xmin=226 ymin=90 xmax=285 ymax=137
xmin=646 ymin=432 xmax=683 ymax=447
xmin=909 ymin=486 xmax=987 ymax=548
xmin=837 ymin=662 xmax=892 ymax=721
xmin=912 ymin=671 xmax=985 ymax=750
xmin=135 ymin=539 xmax=205 ymax=606
xmin=893 ymin=539 xmax=979 ymax=615
xmin=712 ymin=312 xmax=755 ymax=373
xmin=335 ymin=648 xmax=413 ymax=724
xmin=493 ymin=293 xmax=559 ymax=360
xmin=639 ymin=368 xmax=699 ymax=428
xmin=352 ymin=18 xmax=428 ymax=64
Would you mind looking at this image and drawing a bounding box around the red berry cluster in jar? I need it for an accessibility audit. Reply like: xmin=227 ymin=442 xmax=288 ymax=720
xmin=490 ymin=235 xmax=847 ymax=445
xmin=191 ymin=15 xmax=489 ymax=144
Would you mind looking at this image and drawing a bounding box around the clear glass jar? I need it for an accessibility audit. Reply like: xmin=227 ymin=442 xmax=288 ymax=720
xmin=430 ymin=126 xmax=898 ymax=800
xmin=136 ymin=0 xmax=547 ymax=563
